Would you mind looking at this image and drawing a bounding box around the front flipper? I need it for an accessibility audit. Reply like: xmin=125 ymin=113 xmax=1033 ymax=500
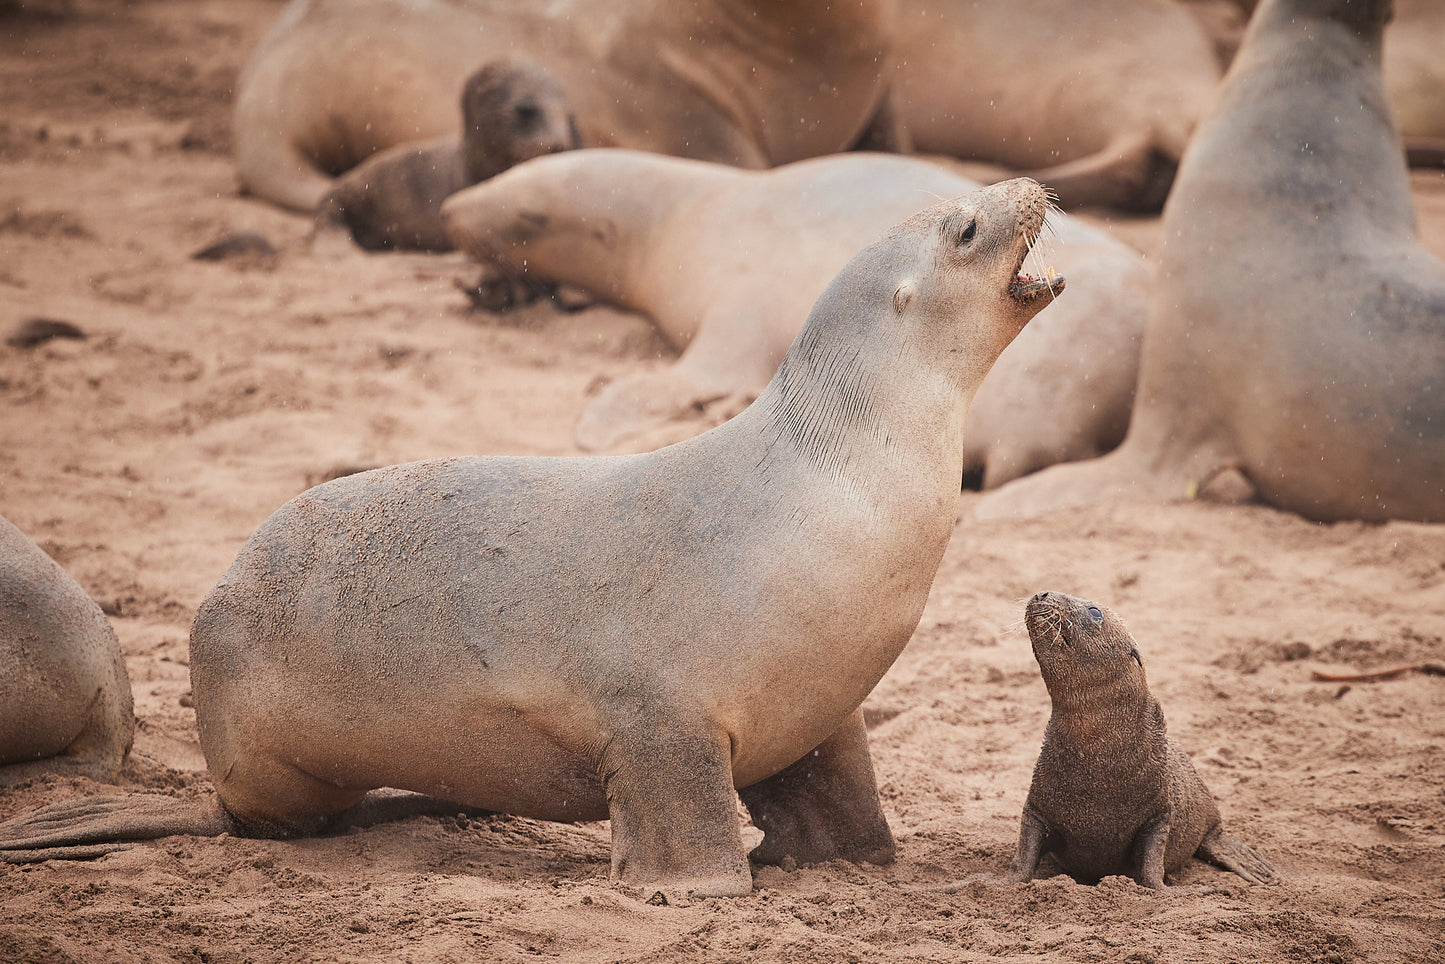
xmin=1010 ymin=806 xmax=1052 ymax=882
xmin=1135 ymin=815 xmax=1226 ymax=894
xmin=601 ymin=723 xmax=752 ymax=898
xmin=1134 ymin=813 xmax=1173 ymax=890
xmin=1197 ymin=826 xmax=1277 ymax=884
xmin=738 ymin=708 xmax=895 ymax=868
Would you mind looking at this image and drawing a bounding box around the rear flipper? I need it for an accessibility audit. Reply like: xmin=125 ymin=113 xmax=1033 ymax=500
xmin=2 ymin=842 xmax=136 ymax=864
xmin=1025 ymin=132 xmax=1176 ymax=213
xmin=1197 ymin=827 xmax=1277 ymax=884
xmin=0 ymin=793 xmax=233 ymax=859
xmin=233 ymin=119 xmax=335 ymax=214
xmin=738 ymin=708 xmax=896 ymax=868
xmin=0 ymin=788 xmax=492 ymax=863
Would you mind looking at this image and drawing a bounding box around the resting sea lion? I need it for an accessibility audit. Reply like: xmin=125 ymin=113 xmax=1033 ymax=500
xmin=1386 ymin=0 xmax=1445 ymax=167
xmin=890 ymin=0 xmax=1222 ymax=211
xmin=0 ymin=181 xmax=1065 ymax=896
xmin=318 ymin=60 xmax=582 ymax=252
xmin=1013 ymin=591 xmax=1276 ymax=889
xmin=234 ymin=0 xmax=903 ymax=212
xmin=978 ymin=0 xmax=1445 ymax=523
xmin=0 ymin=515 xmax=133 ymax=786
xmin=443 ymin=150 xmax=1147 ymax=486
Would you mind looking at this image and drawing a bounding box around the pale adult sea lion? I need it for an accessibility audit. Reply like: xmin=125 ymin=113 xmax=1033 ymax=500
xmin=443 ymin=150 xmax=1147 ymax=486
xmin=318 ymin=60 xmax=582 ymax=252
xmin=890 ymin=0 xmax=1222 ymax=211
xmin=0 ymin=181 xmax=1065 ymax=896
xmin=234 ymin=0 xmax=903 ymax=212
xmin=0 ymin=515 xmax=133 ymax=787
xmin=1013 ymin=591 xmax=1275 ymax=889
xmin=978 ymin=0 xmax=1445 ymax=523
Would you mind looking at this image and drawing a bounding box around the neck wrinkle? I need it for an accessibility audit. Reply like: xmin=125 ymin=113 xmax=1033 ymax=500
xmin=753 ymin=328 xmax=965 ymax=526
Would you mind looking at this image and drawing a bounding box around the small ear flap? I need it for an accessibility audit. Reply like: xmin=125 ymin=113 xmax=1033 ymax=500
xmin=894 ymin=282 xmax=913 ymax=314
xmin=589 ymin=218 xmax=618 ymax=247
xmin=1131 ymin=648 xmax=1143 ymax=667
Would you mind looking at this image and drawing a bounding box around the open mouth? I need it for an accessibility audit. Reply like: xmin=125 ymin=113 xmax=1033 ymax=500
xmin=1011 ymin=266 xmax=1066 ymax=302
xmin=1009 ymin=206 xmax=1066 ymax=303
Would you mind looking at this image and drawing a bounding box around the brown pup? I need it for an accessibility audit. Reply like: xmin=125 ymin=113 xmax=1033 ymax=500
xmin=1016 ymin=591 xmax=1275 ymax=889
xmin=318 ymin=60 xmax=581 ymax=252
xmin=232 ymin=0 xmax=902 ymax=212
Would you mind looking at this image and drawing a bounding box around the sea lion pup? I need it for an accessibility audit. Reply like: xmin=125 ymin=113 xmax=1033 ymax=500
xmin=978 ymin=0 xmax=1445 ymax=523
xmin=233 ymin=0 xmax=903 ymax=213
xmin=443 ymin=150 xmax=1146 ymax=485
xmin=1014 ymin=591 xmax=1275 ymax=890
xmin=0 ymin=515 xmax=133 ymax=787
xmin=0 ymin=181 xmax=1065 ymax=896
xmin=890 ymin=0 xmax=1222 ymax=211
xmin=317 ymin=60 xmax=582 ymax=252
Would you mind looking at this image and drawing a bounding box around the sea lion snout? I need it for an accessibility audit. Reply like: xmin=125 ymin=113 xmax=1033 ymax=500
xmin=1024 ymin=589 xmax=1096 ymax=629
xmin=1025 ymin=591 xmax=1138 ymax=671
xmin=991 ymin=178 xmax=1065 ymax=308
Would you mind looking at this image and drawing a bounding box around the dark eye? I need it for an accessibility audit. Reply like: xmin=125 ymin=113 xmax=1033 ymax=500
xmin=957 ymin=219 xmax=977 ymax=245
xmin=1087 ymin=606 xmax=1103 ymax=622
xmin=513 ymin=99 xmax=542 ymax=131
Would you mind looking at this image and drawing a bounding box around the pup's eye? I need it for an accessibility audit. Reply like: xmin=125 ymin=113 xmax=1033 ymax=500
xmin=958 ymin=219 xmax=977 ymax=245
xmin=1087 ymin=606 xmax=1103 ymax=622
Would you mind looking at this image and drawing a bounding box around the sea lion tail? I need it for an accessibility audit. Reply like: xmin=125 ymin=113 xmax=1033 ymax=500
xmin=0 ymin=793 xmax=233 ymax=863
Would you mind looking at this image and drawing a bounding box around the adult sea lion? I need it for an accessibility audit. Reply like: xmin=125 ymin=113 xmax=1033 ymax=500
xmin=443 ymin=149 xmax=1147 ymax=486
xmin=318 ymin=60 xmax=582 ymax=252
xmin=978 ymin=0 xmax=1445 ymax=523
xmin=1189 ymin=0 xmax=1445 ymax=166
xmin=0 ymin=515 xmax=133 ymax=786
xmin=890 ymin=0 xmax=1222 ymax=211
xmin=1012 ymin=591 xmax=1275 ymax=889
xmin=0 ymin=181 xmax=1065 ymax=896
xmin=234 ymin=0 xmax=903 ymax=212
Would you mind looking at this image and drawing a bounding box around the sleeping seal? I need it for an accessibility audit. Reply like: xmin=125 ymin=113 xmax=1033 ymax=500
xmin=443 ymin=150 xmax=1147 ymax=485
